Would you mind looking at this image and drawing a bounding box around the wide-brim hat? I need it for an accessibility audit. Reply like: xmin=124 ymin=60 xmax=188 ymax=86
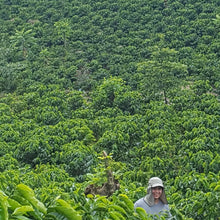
xmin=144 ymin=177 xmax=168 ymax=206
xmin=148 ymin=177 xmax=164 ymax=189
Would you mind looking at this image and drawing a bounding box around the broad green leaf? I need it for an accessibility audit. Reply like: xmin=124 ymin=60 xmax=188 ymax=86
xmin=8 ymin=198 xmax=22 ymax=211
xmin=93 ymin=203 xmax=108 ymax=212
xmin=12 ymin=205 xmax=34 ymax=215
xmin=118 ymin=194 xmax=134 ymax=210
xmin=198 ymin=207 xmax=204 ymax=215
xmin=16 ymin=184 xmax=47 ymax=214
xmin=214 ymin=185 xmax=220 ymax=191
xmin=0 ymin=191 xmax=8 ymax=220
xmin=53 ymin=199 xmax=82 ymax=220
xmin=109 ymin=211 xmax=126 ymax=220
xmin=86 ymin=194 xmax=94 ymax=199
xmin=109 ymin=211 xmax=122 ymax=220
xmin=109 ymin=204 xmax=126 ymax=215
xmin=117 ymin=201 xmax=132 ymax=214
xmin=135 ymin=207 xmax=149 ymax=219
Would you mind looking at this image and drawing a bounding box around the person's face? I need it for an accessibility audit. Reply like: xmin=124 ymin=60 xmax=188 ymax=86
xmin=151 ymin=186 xmax=163 ymax=199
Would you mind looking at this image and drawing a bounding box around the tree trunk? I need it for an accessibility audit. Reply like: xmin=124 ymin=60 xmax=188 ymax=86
xmin=164 ymin=0 xmax=168 ymax=8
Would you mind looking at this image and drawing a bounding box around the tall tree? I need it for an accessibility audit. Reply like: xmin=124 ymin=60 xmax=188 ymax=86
xmin=137 ymin=47 xmax=188 ymax=104
xmin=54 ymin=19 xmax=71 ymax=49
xmin=10 ymin=28 xmax=36 ymax=59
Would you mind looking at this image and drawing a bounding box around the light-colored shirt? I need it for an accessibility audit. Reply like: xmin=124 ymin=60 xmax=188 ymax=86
xmin=134 ymin=198 xmax=172 ymax=218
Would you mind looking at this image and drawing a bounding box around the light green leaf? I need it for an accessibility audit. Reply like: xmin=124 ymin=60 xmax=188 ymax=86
xmin=109 ymin=211 xmax=122 ymax=220
xmin=12 ymin=216 xmax=32 ymax=220
xmin=214 ymin=185 xmax=220 ymax=191
xmin=118 ymin=194 xmax=134 ymax=211
xmin=0 ymin=191 xmax=9 ymax=220
xmin=8 ymin=198 xmax=22 ymax=211
xmin=135 ymin=207 xmax=149 ymax=219
xmin=16 ymin=184 xmax=47 ymax=214
xmin=53 ymin=199 xmax=82 ymax=220
xmin=109 ymin=204 xmax=126 ymax=215
xmin=12 ymin=205 xmax=34 ymax=215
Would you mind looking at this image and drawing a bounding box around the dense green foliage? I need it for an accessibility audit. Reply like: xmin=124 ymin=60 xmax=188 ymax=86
xmin=0 ymin=0 xmax=219 ymax=219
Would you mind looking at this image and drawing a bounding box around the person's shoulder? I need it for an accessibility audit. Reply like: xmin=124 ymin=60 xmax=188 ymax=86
xmin=134 ymin=197 xmax=144 ymax=204
xmin=134 ymin=197 xmax=145 ymax=206
xmin=162 ymin=203 xmax=171 ymax=213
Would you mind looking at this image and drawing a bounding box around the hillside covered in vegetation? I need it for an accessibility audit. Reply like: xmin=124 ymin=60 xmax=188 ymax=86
xmin=0 ymin=0 xmax=219 ymax=219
